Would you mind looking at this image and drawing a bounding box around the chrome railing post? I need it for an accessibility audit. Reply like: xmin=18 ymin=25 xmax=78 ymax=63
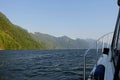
xmin=84 ymin=53 xmax=86 ymax=80
xmin=84 ymin=49 xmax=90 ymax=80
xmin=96 ymin=41 xmax=98 ymax=66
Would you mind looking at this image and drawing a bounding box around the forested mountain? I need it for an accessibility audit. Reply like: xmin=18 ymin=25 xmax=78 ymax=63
xmin=0 ymin=12 xmax=96 ymax=50
xmin=31 ymin=32 xmax=62 ymax=49
xmin=0 ymin=12 xmax=45 ymax=50
xmin=31 ymin=32 xmax=92 ymax=49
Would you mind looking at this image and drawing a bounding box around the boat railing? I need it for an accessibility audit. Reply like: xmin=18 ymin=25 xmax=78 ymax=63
xmin=83 ymin=32 xmax=113 ymax=80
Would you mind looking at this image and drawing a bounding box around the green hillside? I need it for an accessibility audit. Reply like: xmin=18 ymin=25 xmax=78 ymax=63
xmin=31 ymin=32 xmax=63 ymax=49
xmin=31 ymin=32 xmax=90 ymax=49
xmin=0 ymin=12 xmax=45 ymax=50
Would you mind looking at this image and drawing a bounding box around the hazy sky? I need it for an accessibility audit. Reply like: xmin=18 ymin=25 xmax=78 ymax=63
xmin=0 ymin=0 xmax=119 ymax=39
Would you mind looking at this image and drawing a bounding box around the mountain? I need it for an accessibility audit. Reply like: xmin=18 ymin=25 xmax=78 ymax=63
xmin=0 ymin=12 xmax=45 ymax=50
xmin=30 ymin=32 xmax=63 ymax=49
xmin=31 ymin=32 xmax=92 ymax=49
xmin=0 ymin=12 xmax=96 ymax=50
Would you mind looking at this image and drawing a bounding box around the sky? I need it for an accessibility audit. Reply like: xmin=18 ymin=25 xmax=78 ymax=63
xmin=0 ymin=0 xmax=119 ymax=39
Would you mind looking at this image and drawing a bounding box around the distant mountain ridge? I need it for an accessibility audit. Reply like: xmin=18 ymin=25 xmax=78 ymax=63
xmin=31 ymin=32 xmax=96 ymax=49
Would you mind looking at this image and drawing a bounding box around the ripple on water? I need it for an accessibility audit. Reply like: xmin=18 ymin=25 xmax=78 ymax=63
xmin=0 ymin=50 xmax=95 ymax=80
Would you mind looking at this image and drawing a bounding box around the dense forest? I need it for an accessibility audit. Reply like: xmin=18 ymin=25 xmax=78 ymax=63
xmin=0 ymin=12 xmax=46 ymax=50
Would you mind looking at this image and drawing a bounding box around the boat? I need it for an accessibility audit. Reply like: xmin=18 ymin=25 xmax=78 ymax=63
xmin=83 ymin=0 xmax=120 ymax=80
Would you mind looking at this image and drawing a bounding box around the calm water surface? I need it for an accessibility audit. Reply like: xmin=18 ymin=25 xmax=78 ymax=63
xmin=0 ymin=49 xmax=96 ymax=80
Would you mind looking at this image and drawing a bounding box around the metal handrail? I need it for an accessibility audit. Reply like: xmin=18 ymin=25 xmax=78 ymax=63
xmin=97 ymin=32 xmax=113 ymax=52
xmin=83 ymin=32 xmax=113 ymax=80
xmin=84 ymin=49 xmax=91 ymax=80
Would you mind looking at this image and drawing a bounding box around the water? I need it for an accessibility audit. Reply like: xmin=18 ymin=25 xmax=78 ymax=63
xmin=0 ymin=49 xmax=96 ymax=80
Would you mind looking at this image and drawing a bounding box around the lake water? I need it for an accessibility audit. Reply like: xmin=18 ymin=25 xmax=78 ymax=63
xmin=0 ymin=49 xmax=96 ymax=80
